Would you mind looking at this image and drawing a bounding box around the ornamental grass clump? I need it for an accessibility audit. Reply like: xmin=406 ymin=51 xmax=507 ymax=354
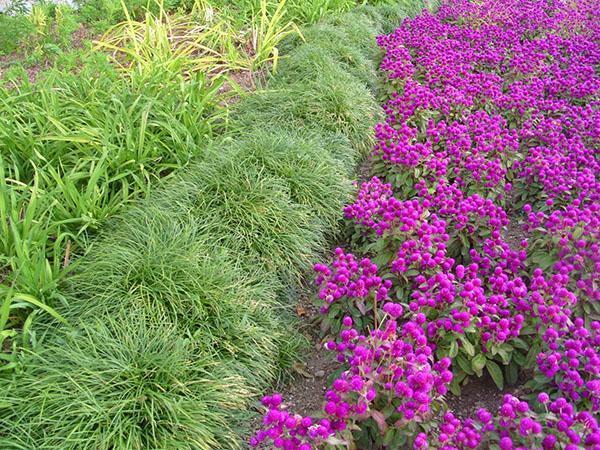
xmin=167 ymin=155 xmax=325 ymax=278
xmin=273 ymin=42 xmax=378 ymax=91
xmin=223 ymin=127 xmax=354 ymax=231
xmin=62 ymin=206 xmax=292 ymax=388
xmin=233 ymin=66 xmax=379 ymax=154
xmin=0 ymin=312 xmax=251 ymax=450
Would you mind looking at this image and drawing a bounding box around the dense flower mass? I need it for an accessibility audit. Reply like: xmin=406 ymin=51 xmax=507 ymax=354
xmin=254 ymin=0 xmax=600 ymax=447
xmin=537 ymin=319 xmax=600 ymax=412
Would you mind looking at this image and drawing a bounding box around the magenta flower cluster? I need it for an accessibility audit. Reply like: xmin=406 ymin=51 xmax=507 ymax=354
xmin=253 ymin=0 xmax=599 ymax=447
xmin=325 ymin=317 xmax=452 ymax=421
xmin=252 ymin=315 xmax=454 ymax=449
xmin=313 ymin=248 xmax=391 ymax=328
xmin=537 ymin=319 xmax=600 ymax=411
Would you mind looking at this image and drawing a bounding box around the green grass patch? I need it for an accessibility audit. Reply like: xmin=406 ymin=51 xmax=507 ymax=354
xmin=224 ymin=126 xmax=354 ymax=229
xmin=275 ymin=41 xmax=378 ymax=91
xmin=158 ymin=153 xmax=326 ymax=278
xmin=233 ymin=66 xmax=379 ymax=154
xmin=0 ymin=311 xmax=254 ymax=450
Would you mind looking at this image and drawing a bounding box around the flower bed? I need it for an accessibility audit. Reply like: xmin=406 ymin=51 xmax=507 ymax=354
xmin=253 ymin=0 xmax=600 ymax=448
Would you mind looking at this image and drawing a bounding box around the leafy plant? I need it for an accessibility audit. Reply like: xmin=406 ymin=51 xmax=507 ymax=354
xmin=250 ymin=0 xmax=301 ymax=71
xmin=96 ymin=0 xmax=245 ymax=79
xmin=0 ymin=53 xmax=226 ymax=353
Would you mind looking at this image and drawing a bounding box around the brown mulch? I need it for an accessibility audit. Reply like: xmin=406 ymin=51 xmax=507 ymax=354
xmin=279 ymin=345 xmax=339 ymax=417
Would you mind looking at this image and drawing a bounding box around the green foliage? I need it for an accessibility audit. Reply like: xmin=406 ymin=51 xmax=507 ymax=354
xmin=285 ymin=0 xmax=355 ymax=24
xmin=275 ymin=41 xmax=377 ymax=90
xmin=0 ymin=3 xmax=81 ymax=63
xmin=0 ymin=59 xmax=227 ymax=356
xmin=0 ymin=311 xmax=253 ymax=449
xmin=159 ymin=152 xmax=326 ymax=278
xmin=322 ymin=10 xmax=381 ymax=59
xmin=75 ymin=0 xmax=185 ymax=31
xmin=354 ymin=0 xmax=408 ymax=33
xmin=64 ymin=204 xmax=298 ymax=383
xmin=234 ymin=66 xmax=379 ymax=153
xmin=224 ymin=126 xmax=354 ymax=229
xmin=0 ymin=14 xmax=34 ymax=55
xmin=251 ymin=0 xmax=301 ymax=72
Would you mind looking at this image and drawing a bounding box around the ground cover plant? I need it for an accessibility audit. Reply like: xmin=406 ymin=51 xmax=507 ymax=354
xmin=0 ymin=4 xmax=413 ymax=449
xmin=252 ymin=0 xmax=600 ymax=448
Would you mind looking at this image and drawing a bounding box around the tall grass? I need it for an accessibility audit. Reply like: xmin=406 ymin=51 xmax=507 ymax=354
xmin=250 ymin=0 xmax=301 ymax=71
xmin=96 ymin=0 xmax=301 ymax=77
xmin=96 ymin=0 xmax=243 ymax=77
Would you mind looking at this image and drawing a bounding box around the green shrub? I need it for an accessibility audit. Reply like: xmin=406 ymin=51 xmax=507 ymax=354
xmin=0 ymin=14 xmax=34 ymax=55
xmin=0 ymin=311 xmax=252 ymax=450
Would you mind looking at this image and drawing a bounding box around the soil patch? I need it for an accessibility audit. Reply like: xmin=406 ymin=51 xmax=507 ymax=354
xmin=279 ymin=345 xmax=338 ymax=416
xmin=446 ymin=372 xmax=529 ymax=419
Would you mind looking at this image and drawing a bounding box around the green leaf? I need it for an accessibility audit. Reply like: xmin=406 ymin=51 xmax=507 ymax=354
xmin=513 ymin=350 xmax=527 ymax=367
xmin=372 ymin=250 xmax=395 ymax=268
xmin=486 ymin=360 xmax=504 ymax=390
xmin=472 ymin=354 xmax=486 ymax=373
xmin=449 ymin=378 xmax=461 ymax=396
xmin=497 ymin=347 xmax=511 ymax=365
xmin=512 ymin=338 xmax=529 ymax=350
xmin=459 ymin=336 xmax=475 ymax=357
xmin=382 ymin=404 xmax=396 ymax=419
xmin=506 ymin=362 xmax=519 ymax=386
xmin=10 ymin=293 xmax=68 ymax=325
xmin=456 ymin=354 xmax=474 ymax=375
xmin=525 ymin=341 xmax=542 ymax=368
xmin=449 ymin=340 xmax=459 ymax=358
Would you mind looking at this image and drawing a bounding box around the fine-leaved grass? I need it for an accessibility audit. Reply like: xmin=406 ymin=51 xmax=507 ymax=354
xmin=233 ymin=66 xmax=379 ymax=154
xmin=224 ymin=126 xmax=354 ymax=230
xmin=0 ymin=311 xmax=254 ymax=449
